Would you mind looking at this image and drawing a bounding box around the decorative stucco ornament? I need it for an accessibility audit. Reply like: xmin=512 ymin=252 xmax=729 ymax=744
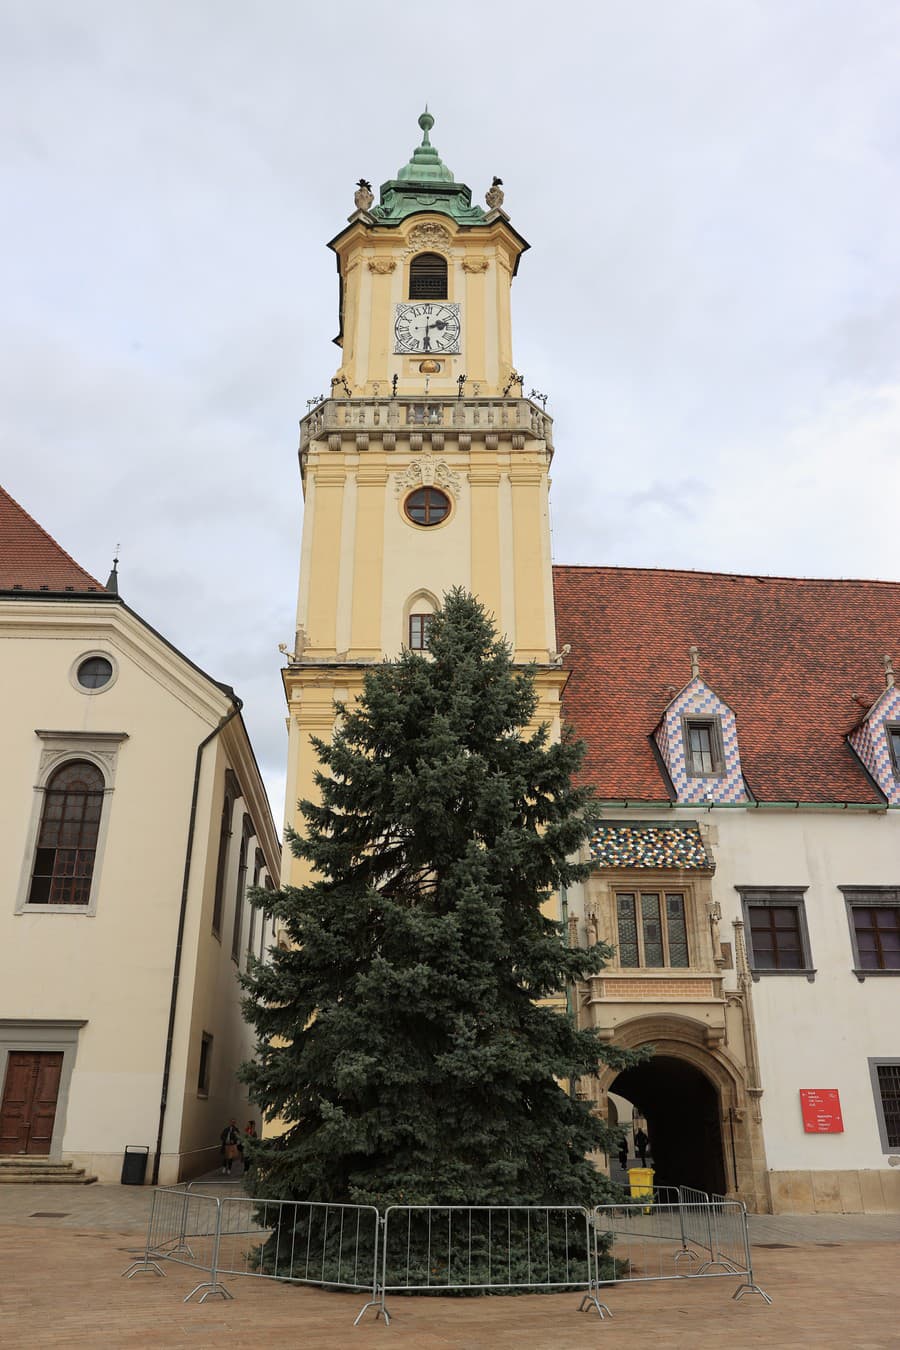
xmin=367 ymin=258 xmax=397 ymax=274
xmin=354 ymin=179 xmax=374 ymax=212
xmin=394 ymin=455 xmax=461 ymax=497
xmin=405 ymin=222 xmax=453 ymax=257
xmin=485 ymin=176 xmax=504 ymax=210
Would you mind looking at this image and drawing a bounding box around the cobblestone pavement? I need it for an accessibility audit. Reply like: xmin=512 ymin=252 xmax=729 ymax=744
xmin=1 ymin=1182 xmax=897 ymax=1348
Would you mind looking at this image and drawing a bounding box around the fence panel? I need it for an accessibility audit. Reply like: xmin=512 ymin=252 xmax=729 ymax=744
xmin=377 ymin=1205 xmax=607 ymax=1324
xmin=122 ymin=1187 xmax=229 ymax=1302
xmin=216 ymin=1196 xmax=382 ymax=1322
xmin=592 ymin=1198 xmax=770 ymax=1303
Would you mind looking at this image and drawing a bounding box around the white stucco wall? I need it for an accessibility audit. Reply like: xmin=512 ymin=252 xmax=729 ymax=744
xmin=709 ymin=808 xmax=900 ymax=1172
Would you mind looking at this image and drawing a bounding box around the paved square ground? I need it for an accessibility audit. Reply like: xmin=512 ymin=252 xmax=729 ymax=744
xmin=1 ymin=1182 xmax=897 ymax=1348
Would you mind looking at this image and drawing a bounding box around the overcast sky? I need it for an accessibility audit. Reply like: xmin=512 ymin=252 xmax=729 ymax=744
xmin=2 ymin=2 xmax=898 ymax=825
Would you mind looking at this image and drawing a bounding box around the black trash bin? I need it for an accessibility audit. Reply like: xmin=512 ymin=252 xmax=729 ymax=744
xmin=121 ymin=1145 xmax=149 ymax=1186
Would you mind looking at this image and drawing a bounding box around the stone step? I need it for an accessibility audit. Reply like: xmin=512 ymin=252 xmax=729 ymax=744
xmin=0 ymin=1173 xmax=98 ymax=1184
xmin=0 ymin=1158 xmax=97 ymax=1184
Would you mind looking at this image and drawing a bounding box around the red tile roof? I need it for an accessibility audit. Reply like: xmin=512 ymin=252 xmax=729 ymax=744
xmin=553 ymin=565 xmax=900 ymax=805
xmin=0 ymin=486 xmax=106 ymax=593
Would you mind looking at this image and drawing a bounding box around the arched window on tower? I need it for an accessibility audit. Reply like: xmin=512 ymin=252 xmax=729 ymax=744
xmin=408 ymin=253 xmax=448 ymax=300
xmin=28 ymin=760 xmax=105 ymax=906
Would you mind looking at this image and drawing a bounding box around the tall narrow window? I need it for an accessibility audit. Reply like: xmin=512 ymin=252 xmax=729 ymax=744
xmin=197 ymin=1033 xmax=213 ymax=1096
xmin=408 ymin=252 xmax=447 ymax=300
xmin=211 ymin=789 xmax=233 ymax=938
xmin=409 ymin=614 xmax=434 ymax=650
xmin=28 ymin=761 xmax=104 ymax=906
xmin=247 ymin=848 xmax=264 ymax=956
xmin=684 ymin=719 xmax=723 ymax=776
xmin=231 ymin=816 xmax=252 ymax=963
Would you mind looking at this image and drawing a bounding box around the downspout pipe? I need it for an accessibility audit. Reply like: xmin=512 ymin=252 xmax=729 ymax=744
xmin=151 ymin=699 xmax=242 ymax=1187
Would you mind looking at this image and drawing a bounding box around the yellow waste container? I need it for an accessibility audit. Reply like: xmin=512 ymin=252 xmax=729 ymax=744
xmin=628 ymin=1167 xmax=655 ymax=1208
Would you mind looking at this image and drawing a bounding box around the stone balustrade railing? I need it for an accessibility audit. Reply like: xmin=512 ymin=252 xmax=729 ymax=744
xmin=299 ymin=397 xmax=553 ymax=455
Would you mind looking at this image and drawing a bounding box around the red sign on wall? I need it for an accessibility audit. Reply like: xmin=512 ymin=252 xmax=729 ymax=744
xmin=799 ymin=1089 xmax=844 ymax=1134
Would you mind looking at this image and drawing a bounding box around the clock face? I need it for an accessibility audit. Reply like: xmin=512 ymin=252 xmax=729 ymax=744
xmin=394 ymin=303 xmax=461 ymax=355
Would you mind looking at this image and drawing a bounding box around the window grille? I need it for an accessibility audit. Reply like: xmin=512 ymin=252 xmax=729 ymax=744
xmin=409 ymin=252 xmax=448 ymax=300
xmin=875 ymin=1063 xmax=900 ymax=1148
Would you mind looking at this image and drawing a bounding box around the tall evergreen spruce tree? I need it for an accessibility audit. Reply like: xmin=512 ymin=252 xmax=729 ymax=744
xmin=241 ymin=590 xmax=641 ymax=1209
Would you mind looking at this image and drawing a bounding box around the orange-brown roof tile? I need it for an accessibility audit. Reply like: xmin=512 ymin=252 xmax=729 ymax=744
xmin=553 ymin=564 xmax=900 ymax=805
xmin=0 ymin=485 xmax=106 ymax=593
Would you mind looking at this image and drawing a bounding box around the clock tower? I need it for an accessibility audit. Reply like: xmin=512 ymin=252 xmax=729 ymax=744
xmin=283 ymin=112 xmax=565 ymax=884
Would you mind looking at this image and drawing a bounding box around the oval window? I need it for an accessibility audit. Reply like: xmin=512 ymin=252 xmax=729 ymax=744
xmin=76 ymin=656 xmax=114 ymax=690
xmin=405 ymin=487 xmax=450 ymax=527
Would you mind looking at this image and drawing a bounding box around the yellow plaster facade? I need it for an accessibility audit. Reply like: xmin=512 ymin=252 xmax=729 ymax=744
xmin=283 ymin=197 xmax=567 ymax=892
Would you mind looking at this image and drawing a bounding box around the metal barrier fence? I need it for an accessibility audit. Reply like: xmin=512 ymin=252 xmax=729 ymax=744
xmin=378 ymin=1205 xmax=605 ymax=1324
xmin=122 ymin=1186 xmax=227 ymax=1302
xmin=592 ymin=1194 xmax=771 ymax=1304
xmin=215 ymin=1195 xmax=382 ymax=1322
xmin=122 ymin=1184 xmax=770 ymax=1320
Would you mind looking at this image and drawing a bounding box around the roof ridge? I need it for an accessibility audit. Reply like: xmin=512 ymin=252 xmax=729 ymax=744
xmin=552 ymin=562 xmax=900 ymax=589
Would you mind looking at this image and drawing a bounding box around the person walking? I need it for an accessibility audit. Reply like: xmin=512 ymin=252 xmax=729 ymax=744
xmin=242 ymin=1120 xmax=257 ymax=1175
xmin=634 ymin=1127 xmax=650 ymax=1167
xmin=617 ymin=1137 xmax=629 ymax=1172
xmin=220 ymin=1118 xmax=241 ymax=1175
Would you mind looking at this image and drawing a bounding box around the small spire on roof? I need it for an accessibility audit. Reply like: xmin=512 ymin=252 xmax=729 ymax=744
xmin=418 ymin=106 xmax=434 ymax=146
xmin=106 ymin=546 xmax=119 ymax=596
xmin=689 ymin=645 xmax=700 ymax=679
xmin=884 ymin=654 xmax=895 ymax=689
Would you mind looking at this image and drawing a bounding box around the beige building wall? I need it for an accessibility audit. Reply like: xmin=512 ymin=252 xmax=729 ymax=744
xmin=0 ymin=600 xmax=279 ymax=1183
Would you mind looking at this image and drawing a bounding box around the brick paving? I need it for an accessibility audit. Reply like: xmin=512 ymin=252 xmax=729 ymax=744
xmin=1 ymin=1181 xmax=897 ymax=1348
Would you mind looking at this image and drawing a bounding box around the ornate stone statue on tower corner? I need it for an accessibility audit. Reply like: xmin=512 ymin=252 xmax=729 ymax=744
xmin=485 ymin=176 xmax=504 ymax=210
xmin=354 ymin=179 xmax=374 ymax=212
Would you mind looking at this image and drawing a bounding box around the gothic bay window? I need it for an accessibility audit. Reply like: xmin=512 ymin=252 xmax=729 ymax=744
xmin=409 ymin=613 xmax=433 ymax=650
xmin=28 ymin=761 xmax=104 ymax=906
xmin=841 ymin=889 xmax=900 ymax=975
xmin=615 ymin=891 xmax=690 ymax=968
xmin=739 ymin=889 xmax=814 ymax=977
xmin=683 ymin=718 xmax=724 ymax=777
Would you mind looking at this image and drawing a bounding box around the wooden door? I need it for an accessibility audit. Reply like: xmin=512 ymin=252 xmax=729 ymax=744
xmin=0 ymin=1052 xmax=63 ymax=1155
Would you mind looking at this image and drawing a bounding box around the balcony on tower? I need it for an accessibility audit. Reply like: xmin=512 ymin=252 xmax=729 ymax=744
xmin=299 ymin=395 xmax=553 ymax=460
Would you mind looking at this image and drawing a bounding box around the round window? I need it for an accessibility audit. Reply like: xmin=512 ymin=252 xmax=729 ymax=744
xmin=76 ymin=656 xmax=114 ymax=690
xmin=405 ymin=486 xmax=450 ymax=527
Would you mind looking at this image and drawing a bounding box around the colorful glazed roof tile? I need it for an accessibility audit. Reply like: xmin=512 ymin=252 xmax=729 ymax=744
xmin=590 ymin=821 xmax=714 ymax=871
xmin=0 ymin=486 xmax=105 ymax=593
xmin=553 ymin=565 xmax=900 ymax=805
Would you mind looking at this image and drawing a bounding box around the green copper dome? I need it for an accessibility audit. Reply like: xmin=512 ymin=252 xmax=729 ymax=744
xmin=372 ymin=110 xmax=487 ymax=226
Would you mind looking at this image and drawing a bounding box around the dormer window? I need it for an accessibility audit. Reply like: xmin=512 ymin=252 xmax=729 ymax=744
xmin=888 ymin=725 xmax=900 ymax=776
xmin=408 ymin=253 xmax=447 ymax=300
xmin=684 ymin=718 xmax=724 ymax=777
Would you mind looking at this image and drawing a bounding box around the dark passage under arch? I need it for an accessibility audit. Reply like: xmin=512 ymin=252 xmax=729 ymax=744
xmin=611 ymin=1055 xmax=727 ymax=1196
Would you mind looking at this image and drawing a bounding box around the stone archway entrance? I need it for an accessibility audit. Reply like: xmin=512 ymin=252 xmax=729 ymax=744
xmin=592 ymin=1014 xmax=770 ymax=1211
xmin=611 ymin=1055 xmax=727 ymax=1195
